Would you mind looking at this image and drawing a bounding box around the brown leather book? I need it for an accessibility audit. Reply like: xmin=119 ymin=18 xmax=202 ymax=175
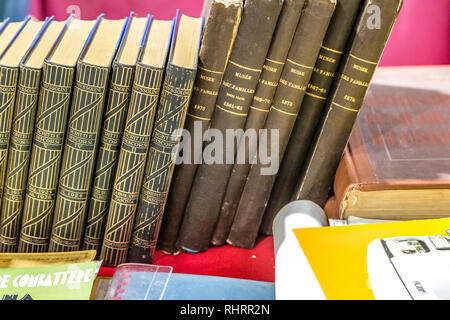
xmin=176 ymin=0 xmax=283 ymax=254
xmin=293 ymin=0 xmax=404 ymax=208
xmin=211 ymin=0 xmax=306 ymax=247
xmin=334 ymin=66 xmax=450 ymax=220
xmin=227 ymin=0 xmax=336 ymax=249
xmin=261 ymin=0 xmax=364 ymax=235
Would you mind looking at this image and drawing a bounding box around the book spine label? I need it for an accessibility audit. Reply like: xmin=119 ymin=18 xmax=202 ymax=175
xmin=177 ymin=0 xmax=283 ymax=254
xmin=19 ymin=62 xmax=75 ymax=253
xmin=211 ymin=0 xmax=305 ymax=246
xmin=158 ymin=0 xmax=242 ymax=254
xmin=100 ymin=64 xmax=164 ymax=267
xmin=128 ymin=64 xmax=196 ymax=263
xmin=293 ymin=0 xmax=403 ymax=207
xmin=49 ymin=61 xmax=110 ymax=252
xmin=228 ymin=0 xmax=336 ymax=249
xmin=82 ymin=63 xmax=134 ymax=256
xmin=262 ymin=0 xmax=364 ymax=235
xmin=0 ymin=66 xmax=41 ymax=252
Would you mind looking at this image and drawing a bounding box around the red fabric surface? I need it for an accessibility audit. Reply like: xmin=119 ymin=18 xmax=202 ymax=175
xmin=98 ymin=236 xmax=275 ymax=282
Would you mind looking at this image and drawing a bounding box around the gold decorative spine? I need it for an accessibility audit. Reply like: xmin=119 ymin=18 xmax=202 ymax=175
xmin=49 ymin=61 xmax=110 ymax=252
xmin=82 ymin=63 xmax=134 ymax=256
xmin=128 ymin=64 xmax=196 ymax=264
xmin=100 ymin=64 xmax=164 ymax=267
xmin=18 ymin=62 xmax=75 ymax=253
xmin=0 ymin=66 xmax=41 ymax=252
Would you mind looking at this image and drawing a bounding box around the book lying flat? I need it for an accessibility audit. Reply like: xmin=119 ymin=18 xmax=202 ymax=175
xmin=334 ymin=66 xmax=450 ymax=220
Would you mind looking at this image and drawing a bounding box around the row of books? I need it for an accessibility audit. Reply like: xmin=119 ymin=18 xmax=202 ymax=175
xmin=0 ymin=12 xmax=203 ymax=267
xmin=158 ymin=0 xmax=403 ymax=257
xmin=0 ymin=0 xmax=403 ymax=267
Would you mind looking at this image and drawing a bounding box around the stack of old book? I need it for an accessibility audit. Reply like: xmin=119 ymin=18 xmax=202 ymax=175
xmin=0 ymin=0 xmax=404 ymax=267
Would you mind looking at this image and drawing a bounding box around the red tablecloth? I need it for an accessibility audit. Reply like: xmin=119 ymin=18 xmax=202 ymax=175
xmin=98 ymin=236 xmax=275 ymax=282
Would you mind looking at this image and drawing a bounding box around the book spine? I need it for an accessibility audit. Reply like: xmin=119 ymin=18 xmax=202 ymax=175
xmin=18 ymin=62 xmax=75 ymax=253
xmin=211 ymin=0 xmax=305 ymax=246
xmin=128 ymin=64 xmax=197 ymax=264
xmin=177 ymin=0 xmax=283 ymax=254
xmin=157 ymin=0 xmax=242 ymax=254
xmin=261 ymin=0 xmax=364 ymax=235
xmin=0 ymin=67 xmax=19 ymax=206
xmin=292 ymin=0 xmax=403 ymax=207
xmin=100 ymin=64 xmax=164 ymax=267
xmin=227 ymin=0 xmax=336 ymax=249
xmin=48 ymin=61 xmax=110 ymax=252
xmin=0 ymin=66 xmax=41 ymax=252
xmin=82 ymin=63 xmax=134 ymax=257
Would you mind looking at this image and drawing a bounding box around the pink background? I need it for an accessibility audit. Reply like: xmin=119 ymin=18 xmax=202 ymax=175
xmin=29 ymin=0 xmax=450 ymax=67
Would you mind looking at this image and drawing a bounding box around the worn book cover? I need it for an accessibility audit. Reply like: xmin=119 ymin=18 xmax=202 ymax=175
xmin=263 ymin=0 xmax=364 ymax=234
xmin=100 ymin=17 xmax=174 ymax=267
xmin=18 ymin=17 xmax=98 ymax=253
xmin=293 ymin=0 xmax=404 ymax=208
xmin=0 ymin=18 xmax=65 ymax=253
xmin=158 ymin=0 xmax=242 ymax=254
xmin=82 ymin=14 xmax=150 ymax=257
xmin=228 ymin=0 xmax=336 ymax=249
xmin=211 ymin=0 xmax=306 ymax=246
xmin=177 ymin=0 xmax=283 ymax=254
xmin=334 ymin=66 xmax=450 ymax=220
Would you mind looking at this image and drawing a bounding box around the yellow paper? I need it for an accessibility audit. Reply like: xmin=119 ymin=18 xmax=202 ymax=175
xmin=294 ymin=218 xmax=450 ymax=300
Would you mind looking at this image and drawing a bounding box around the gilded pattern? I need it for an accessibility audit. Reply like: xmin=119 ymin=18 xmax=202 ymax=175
xmin=19 ymin=62 xmax=75 ymax=253
xmin=82 ymin=63 xmax=134 ymax=255
xmin=129 ymin=64 xmax=196 ymax=263
xmin=100 ymin=64 xmax=164 ymax=266
xmin=49 ymin=61 xmax=110 ymax=252
xmin=0 ymin=66 xmax=41 ymax=252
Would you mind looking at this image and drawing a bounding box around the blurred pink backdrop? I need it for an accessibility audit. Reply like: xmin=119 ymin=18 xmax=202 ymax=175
xmin=29 ymin=0 xmax=450 ymax=67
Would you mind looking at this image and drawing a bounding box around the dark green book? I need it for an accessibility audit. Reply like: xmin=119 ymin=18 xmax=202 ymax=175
xmin=18 ymin=17 xmax=99 ymax=253
xmin=261 ymin=0 xmax=364 ymax=235
xmin=100 ymin=17 xmax=174 ymax=267
xmin=211 ymin=0 xmax=305 ymax=246
xmin=0 ymin=18 xmax=65 ymax=253
xmin=48 ymin=17 xmax=128 ymax=252
xmin=82 ymin=15 xmax=150 ymax=258
xmin=157 ymin=0 xmax=243 ymax=255
xmin=127 ymin=15 xmax=203 ymax=264
xmin=227 ymin=0 xmax=336 ymax=249
xmin=292 ymin=0 xmax=403 ymax=207
xmin=177 ymin=0 xmax=283 ymax=254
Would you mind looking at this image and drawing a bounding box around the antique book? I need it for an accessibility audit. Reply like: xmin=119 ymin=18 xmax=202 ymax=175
xmin=334 ymin=66 xmax=450 ymax=220
xmin=82 ymin=14 xmax=150 ymax=257
xmin=261 ymin=0 xmax=364 ymax=235
xmin=211 ymin=0 xmax=305 ymax=246
xmin=228 ymin=0 xmax=336 ymax=249
xmin=177 ymin=0 xmax=283 ymax=254
xmin=18 ymin=17 xmax=98 ymax=253
xmin=100 ymin=17 xmax=174 ymax=267
xmin=127 ymin=15 xmax=203 ymax=264
xmin=293 ymin=0 xmax=404 ymax=208
xmin=0 ymin=18 xmax=66 ymax=253
xmin=158 ymin=0 xmax=242 ymax=255
xmin=48 ymin=17 xmax=127 ymax=252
